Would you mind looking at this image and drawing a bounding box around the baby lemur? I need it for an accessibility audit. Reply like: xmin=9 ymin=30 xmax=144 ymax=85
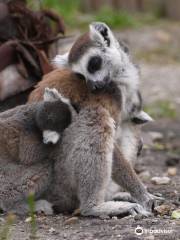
xmin=28 ymin=23 xmax=159 ymax=217
xmin=0 ymin=89 xmax=73 ymax=214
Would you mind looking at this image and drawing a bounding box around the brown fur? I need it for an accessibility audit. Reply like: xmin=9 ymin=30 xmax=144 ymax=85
xmin=28 ymin=69 xmax=121 ymax=123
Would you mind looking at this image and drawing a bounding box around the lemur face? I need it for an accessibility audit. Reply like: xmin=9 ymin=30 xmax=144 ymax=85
xmin=53 ymin=22 xmax=139 ymax=91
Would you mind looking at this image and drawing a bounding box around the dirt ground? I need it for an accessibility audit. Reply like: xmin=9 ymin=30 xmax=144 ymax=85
xmin=1 ymin=119 xmax=178 ymax=240
xmin=0 ymin=23 xmax=180 ymax=240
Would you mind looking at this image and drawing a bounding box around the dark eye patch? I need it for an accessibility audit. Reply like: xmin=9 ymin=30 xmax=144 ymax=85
xmin=87 ymin=56 xmax=102 ymax=74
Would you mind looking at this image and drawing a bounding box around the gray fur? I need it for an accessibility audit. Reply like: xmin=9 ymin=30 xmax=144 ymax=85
xmin=0 ymin=101 xmax=154 ymax=217
xmin=45 ymin=104 xmax=154 ymax=217
xmin=0 ymin=99 xmax=72 ymax=215
xmin=0 ymin=103 xmax=52 ymax=214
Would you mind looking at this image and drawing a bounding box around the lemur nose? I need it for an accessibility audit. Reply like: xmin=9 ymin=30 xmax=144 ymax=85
xmin=87 ymin=79 xmax=109 ymax=91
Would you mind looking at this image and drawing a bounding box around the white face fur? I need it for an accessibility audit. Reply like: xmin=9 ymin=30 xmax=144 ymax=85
xmin=54 ymin=22 xmax=139 ymax=91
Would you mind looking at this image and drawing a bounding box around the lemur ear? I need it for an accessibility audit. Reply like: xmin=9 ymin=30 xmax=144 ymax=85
xmin=89 ymin=22 xmax=119 ymax=48
xmin=89 ymin=22 xmax=111 ymax=47
xmin=52 ymin=52 xmax=69 ymax=69
xmin=132 ymin=111 xmax=154 ymax=125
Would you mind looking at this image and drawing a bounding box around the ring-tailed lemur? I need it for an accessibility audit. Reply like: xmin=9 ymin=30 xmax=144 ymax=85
xmin=27 ymin=23 xmax=161 ymax=217
xmin=29 ymin=86 xmax=158 ymax=217
xmin=53 ymin=22 xmax=152 ymax=125
xmin=0 ymin=88 xmax=74 ymax=215
xmin=52 ymin=22 xmax=152 ymax=164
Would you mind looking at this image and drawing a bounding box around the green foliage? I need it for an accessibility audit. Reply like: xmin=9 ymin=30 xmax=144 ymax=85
xmin=27 ymin=193 xmax=37 ymax=239
xmin=144 ymin=100 xmax=177 ymax=119
xmin=27 ymin=1 xmax=145 ymax=30
xmin=28 ymin=0 xmax=81 ymax=28
xmin=0 ymin=214 xmax=15 ymax=240
xmin=95 ymin=7 xmax=138 ymax=29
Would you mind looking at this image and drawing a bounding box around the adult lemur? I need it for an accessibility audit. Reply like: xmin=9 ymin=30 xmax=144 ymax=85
xmin=28 ymin=22 xmax=159 ymax=217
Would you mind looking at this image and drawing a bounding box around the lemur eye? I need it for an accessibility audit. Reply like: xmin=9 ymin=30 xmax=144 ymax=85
xmin=87 ymin=56 xmax=102 ymax=74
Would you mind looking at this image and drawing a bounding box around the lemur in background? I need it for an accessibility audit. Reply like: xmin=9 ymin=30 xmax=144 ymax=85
xmin=28 ymin=22 xmax=161 ymax=218
xmin=53 ymin=22 xmax=152 ymax=125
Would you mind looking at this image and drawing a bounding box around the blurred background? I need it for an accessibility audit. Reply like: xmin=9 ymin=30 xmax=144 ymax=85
xmin=30 ymin=0 xmax=180 ymax=121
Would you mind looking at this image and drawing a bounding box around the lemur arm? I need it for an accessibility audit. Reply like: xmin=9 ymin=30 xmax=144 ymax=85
xmin=112 ymin=143 xmax=154 ymax=211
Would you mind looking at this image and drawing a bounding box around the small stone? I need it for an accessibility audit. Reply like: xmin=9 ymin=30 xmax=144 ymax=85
xmin=25 ymin=217 xmax=32 ymax=223
xmin=167 ymin=167 xmax=177 ymax=176
xmin=156 ymin=30 xmax=172 ymax=43
xmin=64 ymin=216 xmax=79 ymax=225
xmin=154 ymin=193 xmax=162 ymax=197
xmin=134 ymin=214 xmax=144 ymax=220
xmin=145 ymin=236 xmax=155 ymax=240
xmin=0 ymin=217 xmax=5 ymax=222
xmin=49 ymin=227 xmax=56 ymax=234
xmin=72 ymin=208 xmax=81 ymax=216
xmin=151 ymin=219 xmax=158 ymax=223
xmin=154 ymin=204 xmax=171 ymax=216
xmin=139 ymin=170 xmax=151 ymax=181
xmin=171 ymin=209 xmax=180 ymax=219
xmin=166 ymin=154 xmax=180 ymax=166
xmin=112 ymin=216 xmax=118 ymax=220
xmin=151 ymin=176 xmax=171 ymax=185
xmin=149 ymin=131 xmax=163 ymax=141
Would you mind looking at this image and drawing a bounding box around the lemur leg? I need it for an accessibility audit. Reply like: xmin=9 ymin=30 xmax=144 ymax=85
xmin=0 ymin=161 xmax=52 ymax=215
xmin=72 ymin=108 xmax=148 ymax=217
xmin=76 ymin=139 xmax=147 ymax=217
xmin=112 ymin=143 xmax=156 ymax=213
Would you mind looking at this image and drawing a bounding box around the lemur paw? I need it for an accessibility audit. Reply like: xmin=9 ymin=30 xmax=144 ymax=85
xmin=35 ymin=200 xmax=53 ymax=215
xmin=141 ymin=193 xmax=164 ymax=213
xmin=44 ymin=87 xmax=70 ymax=105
